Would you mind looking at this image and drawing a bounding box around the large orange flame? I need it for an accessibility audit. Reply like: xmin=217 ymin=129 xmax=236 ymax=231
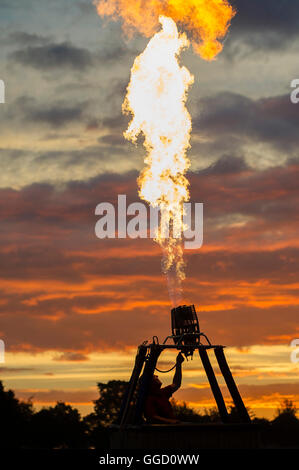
xmin=94 ymin=0 xmax=235 ymax=60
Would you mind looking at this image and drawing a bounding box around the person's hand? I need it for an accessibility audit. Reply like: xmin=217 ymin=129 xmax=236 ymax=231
xmin=176 ymin=352 xmax=185 ymax=364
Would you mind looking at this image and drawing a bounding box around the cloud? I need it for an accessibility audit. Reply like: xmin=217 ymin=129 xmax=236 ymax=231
xmin=8 ymin=31 xmax=51 ymax=46
xmin=200 ymin=154 xmax=249 ymax=175
xmin=227 ymin=0 xmax=299 ymax=53
xmin=177 ymin=381 xmax=299 ymax=405
xmin=0 ymin=367 xmax=35 ymax=373
xmin=194 ymin=92 xmax=299 ymax=154
xmin=14 ymin=388 xmax=98 ymax=404
xmin=6 ymin=96 xmax=87 ymax=128
xmin=232 ymin=0 xmax=299 ymax=37
xmin=0 ymin=144 xmax=138 ymax=189
xmin=54 ymin=352 xmax=89 ymax=362
xmin=10 ymin=41 xmax=93 ymax=71
xmin=28 ymin=103 xmax=86 ymax=128
xmin=0 ymin=163 xmax=298 ymax=352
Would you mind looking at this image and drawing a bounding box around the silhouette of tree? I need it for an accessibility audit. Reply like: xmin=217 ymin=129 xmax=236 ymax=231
xmin=202 ymin=407 xmax=221 ymax=423
xmin=92 ymin=380 xmax=129 ymax=426
xmin=31 ymin=402 xmax=87 ymax=449
xmin=273 ymin=399 xmax=298 ymax=425
xmin=227 ymin=404 xmax=255 ymax=423
xmin=83 ymin=412 xmax=109 ymax=449
xmin=3 ymin=378 xmax=299 ymax=449
xmin=170 ymin=399 xmax=203 ymax=422
xmin=170 ymin=400 xmax=221 ymax=423
xmin=83 ymin=380 xmax=129 ymax=449
xmin=271 ymin=399 xmax=299 ymax=447
xmin=0 ymin=380 xmax=33 ymax=448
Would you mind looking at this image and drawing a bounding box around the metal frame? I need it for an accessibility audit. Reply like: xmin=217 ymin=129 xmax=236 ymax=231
xmin=119 ymin=335 xmax=251 ymax=428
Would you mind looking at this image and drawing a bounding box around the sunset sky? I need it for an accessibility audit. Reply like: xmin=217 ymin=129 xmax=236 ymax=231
xmin=0 ymin=0 xmax=299 ymax=420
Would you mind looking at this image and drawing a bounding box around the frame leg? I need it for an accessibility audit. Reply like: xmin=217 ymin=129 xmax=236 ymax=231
xmin=198 ymin=348 xmax=229 ymax=423
xmin=134 ymin=344 xmax=162 ymax=424
xmin=214 ymin=347 xmax=251 ymax=423
xmin=119 ymin=345 xmax=147 ymax=427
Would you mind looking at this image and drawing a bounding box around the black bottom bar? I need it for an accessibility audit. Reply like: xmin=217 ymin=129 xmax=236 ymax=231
xmin=5 ymin=449 xmax=298 ymax=469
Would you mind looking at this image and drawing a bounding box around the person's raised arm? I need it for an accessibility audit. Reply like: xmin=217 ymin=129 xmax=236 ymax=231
xmin=171 ymin=352 xmax=184 ymax=392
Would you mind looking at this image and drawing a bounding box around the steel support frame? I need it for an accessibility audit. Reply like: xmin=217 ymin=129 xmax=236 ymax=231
xmin=119 ymin=342 xmax=250 ymax=427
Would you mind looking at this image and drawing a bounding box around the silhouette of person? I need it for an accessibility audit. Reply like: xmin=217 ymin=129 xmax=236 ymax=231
xmin=144 ymin=352 xmax=185 ymax=424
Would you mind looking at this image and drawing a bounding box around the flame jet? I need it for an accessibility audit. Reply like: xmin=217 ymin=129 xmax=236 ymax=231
xmin=94 ymin=0 xmax=235 ymax=303
xmin=122 ymin=16 xmax=193 ymax=302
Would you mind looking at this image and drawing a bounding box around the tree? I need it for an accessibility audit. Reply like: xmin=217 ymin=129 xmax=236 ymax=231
xmin=270 ymin=399 xmax=299 ymax=447
xmin=92 ymin=380 xmax=129 ymax=426
xmin=170 ymin=399 xmax=206 ymax=422
xmin=83 ymin=380 xmax=129 ymax=449
xmin=202 ymin=407 xmax=221 ymax=423
xmin=272 ymin=399 xmax=298 ymax=426
xmin=83 ymin=412 xmax=110 ymax=449
xmin=31 ymin=402 xmax=87 ymax=448
xmin=227 ymin=404 xmax=255 ymax=423
xmin=0 ymin=380 xmax=33 ymax=448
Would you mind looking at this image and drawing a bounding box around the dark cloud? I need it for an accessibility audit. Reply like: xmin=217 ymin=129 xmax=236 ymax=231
xmin=10 ymin=41 xmax=93 ymax=71
xmin=227 ymin=0 xmax=299 ymax=53
xmin=232 ymin=0 xmax=299 ymax=36
xmin=190 ymin=159 xmax=299 ymax=234
xmin=200 ymin=154 xmax=249 ymax=176
xmin=29 ymin=103 xmax=85 ymax=127
xmin=7 ymin=96 xmax=87 ymax=128
xmin=8 ymin=31 xmax=51 ymax=46
xmin=54 ymin=352 xmax=89 ymax=362
xmin=8 ymin=37 xmax=136 ymax=73
xmin=86 ymin=118 xmax=100 ymax=131
xmin=96 ymin=45 xmax=131 ymax=63
xmin=99 ymin=134 xmax=126 ymax=146
xmin=195 ymin=92 xmax=299 ymax=152
xmin=102 ymin=114 xmax=129 ymax=131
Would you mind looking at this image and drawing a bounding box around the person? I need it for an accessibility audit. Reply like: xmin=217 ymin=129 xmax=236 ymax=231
xmin=144 ymin=352 xmax=185 ymax=424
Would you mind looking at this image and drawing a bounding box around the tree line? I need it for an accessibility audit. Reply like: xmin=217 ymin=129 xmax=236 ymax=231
xmin=0 ymin=380 xmax=298 ymax=448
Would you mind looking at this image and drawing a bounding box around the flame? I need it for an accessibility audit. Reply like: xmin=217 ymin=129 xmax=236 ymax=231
xmin=94 ymin=0 xmax=235 ymax=60
xmin=94 ymin=1 xmax=235 ymax=302
xmin=122 ymin=16 xmax=193 ymax=301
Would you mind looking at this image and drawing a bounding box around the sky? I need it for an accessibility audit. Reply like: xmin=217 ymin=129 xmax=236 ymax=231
xmin=0 ymin=0 xmax=299 ymax=419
